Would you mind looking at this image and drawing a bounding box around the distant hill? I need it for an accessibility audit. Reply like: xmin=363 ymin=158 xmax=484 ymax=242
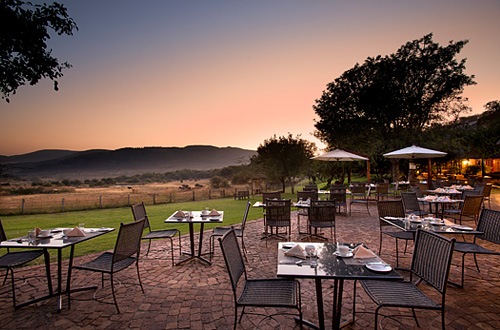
xmin=1 ymin=146 xmax=256 ymax=180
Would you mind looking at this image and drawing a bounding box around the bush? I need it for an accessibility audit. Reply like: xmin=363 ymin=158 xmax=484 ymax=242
xmin=210 ymin=176 xmax=231 ymax=188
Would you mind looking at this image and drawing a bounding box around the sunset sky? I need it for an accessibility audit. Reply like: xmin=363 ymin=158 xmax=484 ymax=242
xmin=1 ymin=0 xmax=499 ymax=156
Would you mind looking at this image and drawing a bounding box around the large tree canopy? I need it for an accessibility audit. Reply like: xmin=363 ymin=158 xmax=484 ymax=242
xmin=1 ymin=0 xmax=78 ymax=102
xmin=313 ymin=33 xmax=476 ymax=155
xmin=251 ymin=134 xmax=316 ymax=193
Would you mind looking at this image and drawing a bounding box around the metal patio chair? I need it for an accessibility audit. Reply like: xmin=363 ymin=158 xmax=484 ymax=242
xmin=131 ymin=202 xmax=181 ymax=266
xmin=401 ymin=192 xmax=429 ymax=217
xmin=218 ymin=228 xmax=302 ymax=329
xmin=377 ymin=200 xmax=414 ymax=267
xmin=209 ymin=201 xmax=251 ymax=261
xmin=69 ymin=219 xmax=145 ymax=313
xmin=307 ymin=200 xmax=336 ymax=241
xmin=264 ymin=199 xmax=292 ymax=246
xmin=355 ymin=229 xmax=455 ymax=329
xmin=0 ymin=219 xmax=51 ymax=308
xmin=453 ymin=208 xmax=500 ymax=288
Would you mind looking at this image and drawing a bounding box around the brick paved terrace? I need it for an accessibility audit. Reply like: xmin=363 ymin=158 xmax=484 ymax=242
xmin=1 ymin=194 xmax=499 ymax=329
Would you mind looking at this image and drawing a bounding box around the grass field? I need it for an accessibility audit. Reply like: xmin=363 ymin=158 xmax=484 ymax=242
xmin=0 ymin=192 xmax=297 ymax=263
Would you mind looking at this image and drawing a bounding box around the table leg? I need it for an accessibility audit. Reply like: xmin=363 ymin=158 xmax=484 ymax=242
xmin=177 ymin=222 xmax=211 ymax=265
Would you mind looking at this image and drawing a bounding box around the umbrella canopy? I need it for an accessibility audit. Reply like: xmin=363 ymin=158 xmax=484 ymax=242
xmin=383 ymin=145 xmax=447 ymax=159
xmin=312 ymin=148 xmax=369 ymax=162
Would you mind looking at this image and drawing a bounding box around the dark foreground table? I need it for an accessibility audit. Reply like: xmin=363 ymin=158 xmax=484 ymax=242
xmin=277 ymin=242 xmax=402 ymax=330
xmin=0 ymin=227 xmax=115 ymax=311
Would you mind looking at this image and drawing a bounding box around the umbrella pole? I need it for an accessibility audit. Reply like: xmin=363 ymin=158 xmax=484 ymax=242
xmin=428 ymin=158 xmax=432 ymax=189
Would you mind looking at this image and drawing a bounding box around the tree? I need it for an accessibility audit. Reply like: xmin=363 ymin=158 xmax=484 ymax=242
xmin=1 ymin=0 xmax=78 ymax=102
xmin=251 ymin=134 xmax=316 ymax=194
xmin=313 ymin=33 xmax=476 ymax=178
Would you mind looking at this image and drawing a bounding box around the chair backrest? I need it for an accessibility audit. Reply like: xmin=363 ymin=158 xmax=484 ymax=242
xmin=330 ymin=184 xmax=345 ymax=190
xmin=218 ymin=228 xmax=246 ymax=295
xmin=297 ymin=190 xmax=317 ymax=202
xmin=476 ymin=208 xmax=500 ymax=245
xmin=329 ymin=189 xmax=346 ymax=204
xmin=262 ymin=191 xmax=281 ymax=204
xmin=376 ymin=183 xmax=389 ymax=194
xmin=309 ymin=200 xmax=336 ymax=227
xmin=112 ymin=219 xmax=146 ymax=265
xmin=266 ymin=199 xmax=291 ymax=227
xmin=409 ymin=185 xmax=423 ymax=198
xmin=474 ymin=183 xmax=486 ymax=195
xmin=304 ymin=184 xmax=318 ymax=192
xmin=240 ymin=201 xmax=251 ymax=232
xmin=377 ymin=200 xmax=405 ymax=227
xmin=483 ymin=184 xmax=492 ymax=198
xmin=130 ymin=202 xmax=151 ymax=231
xmin=0 ymin=219 xmax=6 ymax=243
xmin=350 ymin=185 xmax=366 ymax=197
xmin=411 ymin=229 xmax=455 ymax=295
xmin=401 ymin=192 xmax=421 ymax=213
xmin=461 ymin=195 xmax=484 ymax=218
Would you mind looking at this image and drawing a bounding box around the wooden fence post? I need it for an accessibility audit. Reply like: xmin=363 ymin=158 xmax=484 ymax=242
xmin=153 ymin=193 xmax=156 ymax=205
xmin=99 ymin=196 xmax=102 ymax=209
xmin=21 ymin=199 xmax=25 ymax=214
xmin=223 ymin=189 xmax=225 ymax=198
xmin=62 ymin=198 xmax=65 ymax=212
xmin=193 ymin=190 xmax=195 ymax=201
xmin=128 ymin=194 xmax=130 ymax=206
xmin=170 ymin=192 xmax=172 ymax=203
xmin=209 ymin=189 xmax=211 ymax=199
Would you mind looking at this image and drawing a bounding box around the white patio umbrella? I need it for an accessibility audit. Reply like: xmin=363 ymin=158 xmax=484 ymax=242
xmin=383 ymin=145 xmax=447 ymax=185
xmin=312 ymin=148 xmax=369 ymax=162
xmin=383 ymin=145 xmax=447 ymax=159
xmin=312 ymin=148 xmax=370 ymax=182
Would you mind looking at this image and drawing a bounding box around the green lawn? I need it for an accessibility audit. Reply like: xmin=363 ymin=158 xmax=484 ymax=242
xmin=1 ymin=192 xmax=298 ymax=262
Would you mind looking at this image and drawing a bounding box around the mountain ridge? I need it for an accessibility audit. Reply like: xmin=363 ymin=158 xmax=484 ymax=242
xmin=1 ymin=146 xmax=257 ymax=180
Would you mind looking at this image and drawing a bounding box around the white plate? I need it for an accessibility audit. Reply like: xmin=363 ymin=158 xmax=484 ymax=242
xmin=454 ymin=225 xmax=473 ymax=231
xmin=282 ymin=243 xmax=296 ymax=249
xmin=37 ymin=235 xmax=53 ymax=239
xmin=334 ymin=251 xmax=354 ymax=258
xmin=430 ymin=221 xmax=445 ymax=226
xmin=410 ymin=219 xmax=422 ymax=223
xmin=366 ymin=262 xmax=392 ymax=272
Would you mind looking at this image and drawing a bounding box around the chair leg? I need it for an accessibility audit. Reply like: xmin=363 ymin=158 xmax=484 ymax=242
xmin=395 ymin=239 xmax=399 ymax=267
xmin=110 ymin=273 xmax=120 ymax=313
xmin=136 ymin=261 xmax=144 ymax=293
xmin=461 ymin=253 xmax=466 ymax=288
xmin=411 ymin=308 xmax=420 ymax=327
xmin=9 ymin=267 xmax=16 ymax=308
xmin=352 ymin=280 xmax=357 ymax=322
xmin=240 ymin=237 xmax=248 ymax=262
xmin=146 ymin=239 xmax=152 ymax=256
xmin=2 ymin=268 xmax=9 ymax=286
xmin=473 ymin=253 xmax=480 ymax=273
xmin=169 ymin=237 xmax=175 ymax=266
xmin=379 ymin=232 xmax=383 ymax=255
xmin=404 ymin=240 xmax=408 ymax=254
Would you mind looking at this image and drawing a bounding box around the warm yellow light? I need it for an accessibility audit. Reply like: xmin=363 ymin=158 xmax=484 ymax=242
xmin=462 ymin=160 xmax=470 ymax=166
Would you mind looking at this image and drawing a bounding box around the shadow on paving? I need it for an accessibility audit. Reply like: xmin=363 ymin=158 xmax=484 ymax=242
xmin=1 ymin=194 xmax=500 ymax=329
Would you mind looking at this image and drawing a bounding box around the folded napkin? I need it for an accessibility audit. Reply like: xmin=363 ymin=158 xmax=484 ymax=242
xmin=284 ymin=244 xmax=306 ymax=259
xmin=448 ymin=189 xmax=459 ymax=194
xmin=173 ymin=210 xmax=185 ymax=218
xmin=424 ymin=195 xmax=436 ymax=201
xmin=66 ymin=227 xmax=85 ymax=237
xmin=437 ymin=196 xmax=451 ymax=202
xmin=435 ymin=188 xmax=445 ymax=193
xmin=209 ymin=209 xmax=221 ymax=216
xmin=33 ymin=227 xmax=42 ymax=236
xmin=353 ymin=245 xmax=377 ymax=259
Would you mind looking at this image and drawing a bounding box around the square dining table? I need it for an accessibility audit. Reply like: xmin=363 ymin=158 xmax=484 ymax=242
xmin=164 ymin=211 xmax=223 ymax=265
xmin=277 ymin=242 xmax=402 ymax=330
xmin=0 ymin=227 xmax=115 ymax=311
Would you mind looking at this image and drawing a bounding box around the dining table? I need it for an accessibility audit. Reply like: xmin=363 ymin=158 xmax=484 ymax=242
xmin=277 ymin=242 xmax=402 ymax=330
xmin=0 ymin=227 xmax=115 ymax=311
xmin=164 ymin=210 xmax=223 ymax=265
xmin=418 ymin=196 xmax=463 ymax=219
